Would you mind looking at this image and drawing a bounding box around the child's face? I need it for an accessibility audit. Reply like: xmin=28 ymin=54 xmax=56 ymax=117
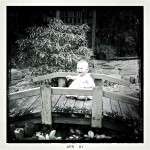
xmin=77 ymin=62 xmax=89 ymax=75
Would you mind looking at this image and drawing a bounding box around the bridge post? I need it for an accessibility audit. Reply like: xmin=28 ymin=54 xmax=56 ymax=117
xmin=40 ymin=85 xmax=52 ymax=125
xmin=91 ymin=79 xmax=103 ymax=128
xmin=58 ymin=78 xmax=66 ymax=87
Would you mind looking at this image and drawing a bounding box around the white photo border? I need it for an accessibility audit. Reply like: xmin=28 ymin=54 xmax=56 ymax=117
xmin=1 ymin=0 xmax=149 ymax=150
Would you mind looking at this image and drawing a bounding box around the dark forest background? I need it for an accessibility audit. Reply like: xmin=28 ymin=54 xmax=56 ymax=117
xmin=7 ymin=6 xmax=143 ymax=69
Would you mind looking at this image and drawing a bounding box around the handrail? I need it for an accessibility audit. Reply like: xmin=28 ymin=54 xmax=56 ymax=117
xmin=9 ymin=72 xmax=139 ymax=128
xmin=32 ymin=72 xmax=130 ymax=87
xmin=103 ymin=90 xmax=139 ymax=105
xmin=32 ymin=72 xmax=77 ymax=82
xmin=8 ymin=87 xmax=93 ymax=100
xmin=51 ymin=87 xmax=93 ymax=96
xmin=92 ymin=73 xmax=130 ymax=87
xmin=8 ymin=86 xmax=139 ymax=105
xmin=8 ymin=87 xmax=40 ymax=100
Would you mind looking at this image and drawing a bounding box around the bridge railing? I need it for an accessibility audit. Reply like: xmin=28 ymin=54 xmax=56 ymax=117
xmin=32 ymin=72 xmax=130 ymax=87
xmin=9 ymin=72 xmax=139 ymax=128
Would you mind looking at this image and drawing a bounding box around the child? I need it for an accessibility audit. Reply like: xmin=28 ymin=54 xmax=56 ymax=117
xmin=66 ymin=59 xmax=95 ymax=100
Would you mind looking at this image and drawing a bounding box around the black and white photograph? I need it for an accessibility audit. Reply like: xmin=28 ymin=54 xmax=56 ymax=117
xmin=7 ymin=6 xmax=143 ymax=143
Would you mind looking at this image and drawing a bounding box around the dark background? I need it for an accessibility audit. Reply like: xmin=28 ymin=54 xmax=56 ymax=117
xmin=7 ymin=6 xmax=143 ymax=63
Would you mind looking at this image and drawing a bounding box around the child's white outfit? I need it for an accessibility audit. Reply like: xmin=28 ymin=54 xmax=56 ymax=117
xmin=69 ymin=73 xmax=95 ymax=89
xmin=68 ymin=73 xmax=95 ymax=100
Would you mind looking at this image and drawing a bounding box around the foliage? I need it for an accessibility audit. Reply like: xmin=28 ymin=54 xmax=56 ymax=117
xmin=95 ymin=8 xmax=141 ymax=58
xmin=16 ymin=19 xmax=93 ymax=76
xmin=95 ymin=44 xmax=116 ymax=60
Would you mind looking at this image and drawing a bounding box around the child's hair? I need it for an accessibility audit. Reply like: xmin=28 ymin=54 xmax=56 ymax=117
xmin=77 ymin=59 xmax=89 ymax=69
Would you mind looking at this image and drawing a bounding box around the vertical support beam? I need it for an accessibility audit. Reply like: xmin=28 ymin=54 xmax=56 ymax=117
xmin=91 ymin=79 xmax=103 ymax=128
xmin=58 ymin=78 xmax=66 ymax=87
xmin=92 ymin=9 xmax=96 ymax=51
xmin=40 ymin=86 xmax=52 ymax=125
xmin=56 ymin=10 xmax=60 ymax=19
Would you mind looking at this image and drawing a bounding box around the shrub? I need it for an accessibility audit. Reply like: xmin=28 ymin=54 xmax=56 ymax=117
xmin=16 ymin=19 xmax=93 ymax=76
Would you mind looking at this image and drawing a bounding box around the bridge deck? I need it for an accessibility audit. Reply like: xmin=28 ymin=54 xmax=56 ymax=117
xmin=9 ymin=93 xmax=139 ymax=120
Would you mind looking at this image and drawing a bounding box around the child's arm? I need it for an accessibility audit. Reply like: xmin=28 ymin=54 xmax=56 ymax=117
xmin=66 ymin=75 xmax=78 ymax=81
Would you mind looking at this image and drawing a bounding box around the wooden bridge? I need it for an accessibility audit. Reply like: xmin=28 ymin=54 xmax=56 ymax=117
xmin=8 ymin=72 xmax=140 ymax=131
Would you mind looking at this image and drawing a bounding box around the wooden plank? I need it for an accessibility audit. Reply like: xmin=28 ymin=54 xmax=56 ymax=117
xmin=58 ymin=78 xmax=66 ymax=87
xmin=51 ymin=87 xmax=93 ymax=96
xmin=40 ymin=86 xmax=52 ymax=125
xmin=110 ymin=99 xmax=122 ymax=116
xmin=9 ymin=97 xmax=23 ymax=111
xmin=10 ymin=113 xmax=129 ymax=132
xmin=62 ymin=98 xmax=69 ymax=108
xmin=56 ymin=96 xmax=67 ymax=107
xmin=60 ymin=97 xmax=77 ymax=114
xmin=31 ymin=97 xmax=41 ymax=113
xmin=23 ymin=95 xmax=40 ymax=111
xmin=9 ymin=98 xmax=26 ymax=117
xmin=32 ymin=72 xmax=77 ymax=82
xmin=109 ymin=99 xmax=114 ymax=115
xmin=52 ymin=95 xmax=62 ymax=108
xmin=102 ymin=97 xmax=112 ymax=116
xmin=83 ymin=100 xmax=92 ymax=111
xmin=32 ymin=72 xmax=129 ymax=87
xmin=118 ymin=100 xmax=123 ymax=117
xmin=53 ymin=95 xmax=68 ymax=112
xmin=74 ymin=100 xmax=84 ymax=113
xmin=92 ymin=74 xmax=129 ymax=86
xmin=81 ymin=100 xmax=86 ymax=110
xmin=112 ymin=56 xmax=139 ymax=60
xmin=53 ymin=115 xmax=91 ymax=125
xmin=21 ymin=95 xmax=40 ymax=115
xmin=103 ymin=90 xmax=139 ymax=105
xmin=126 ymin=103 xmax=139 ymax=119
xmin=9 ymin=95 xmax=39 ymax=117
xmin=91 ymin=86 xmax=103 ymax=128
xmin=119 ymin=101 xmax=131 ymax=119
xmin=64 ymin=98 xmax=76 ymax=109
xmin=9 ymin=87 xmax=40 ymax=100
